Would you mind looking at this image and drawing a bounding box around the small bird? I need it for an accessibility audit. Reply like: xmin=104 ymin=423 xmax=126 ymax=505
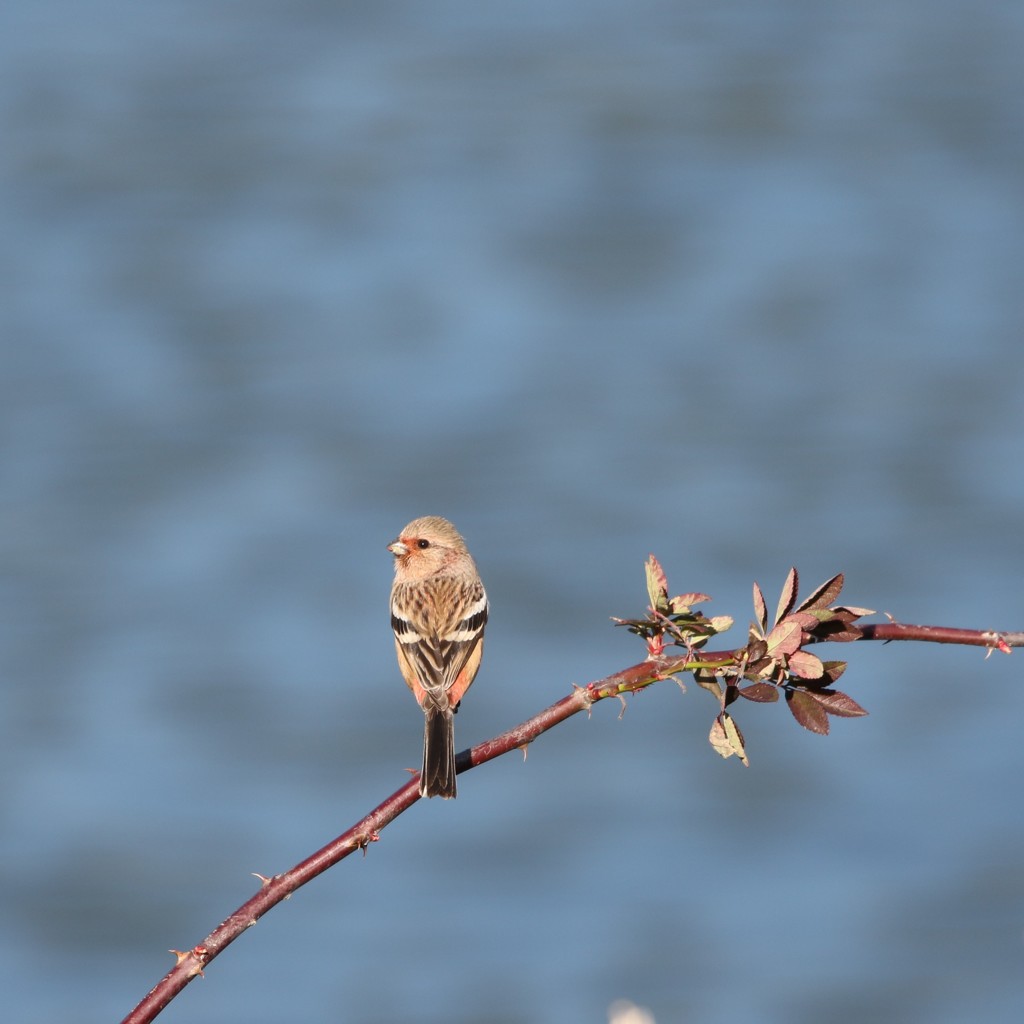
xmin=388 ymin=516 xmax=488 ymax=799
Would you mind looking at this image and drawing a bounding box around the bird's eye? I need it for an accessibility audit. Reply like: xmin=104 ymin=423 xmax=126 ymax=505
xmin=417 ymin=539 xmax=430 ymax=549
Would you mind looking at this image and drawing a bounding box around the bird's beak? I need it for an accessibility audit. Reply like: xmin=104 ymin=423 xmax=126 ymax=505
xmin=387 ymin=539 xmax=408 ymax=556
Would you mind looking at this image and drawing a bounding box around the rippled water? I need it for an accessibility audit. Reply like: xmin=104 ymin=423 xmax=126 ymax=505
xmin=3 ymin=3 xmax=1024 ymax=1022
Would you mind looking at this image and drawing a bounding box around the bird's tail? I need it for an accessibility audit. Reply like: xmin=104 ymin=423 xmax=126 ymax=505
xmin=421 ymin=707 xmax=457 ymax=799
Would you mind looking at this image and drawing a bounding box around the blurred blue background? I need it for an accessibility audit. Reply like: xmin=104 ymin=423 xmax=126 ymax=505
xmin=3 ymin=2 xmax=1023 ymax=1022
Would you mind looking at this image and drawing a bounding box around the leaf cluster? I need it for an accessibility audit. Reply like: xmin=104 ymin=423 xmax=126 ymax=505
xmin=613 ymin=555 xmax=734 ymax=656
xmin=618 ymin=558 xmax=872 ymax=764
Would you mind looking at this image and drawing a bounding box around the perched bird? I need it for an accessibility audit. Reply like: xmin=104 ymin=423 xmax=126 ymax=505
xmin=388 ymin=516 xmax=488 ymax=798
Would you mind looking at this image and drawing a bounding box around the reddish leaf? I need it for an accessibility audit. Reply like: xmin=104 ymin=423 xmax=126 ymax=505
xmin=788 ymin=650 xmax=825 ymax=680
xmin=694 ymin=670 xmax=724 ymax=701
xmin=820 ymin=660 xmax=847 ymax=684
xmin=671 ymin=592 xmax=711 ymax=612
xmin=746 ymin=657 xmax=775 ymax=680
xmin=774 ymin=567 xmax=799 ymax=627
xmin=765 ymin=619 xmax=802 ymax=658
xmin=837 ymin=604 xmax=876 ymax=618
xmin=786 ymin=689 xmax=830 ymax=734
xmin=829 ymin=629 xmax=864 ymax=642
xmin=709 ymin=711 xmax=749 ymax=765
xmin=810 ymin=688 xmax=868 ymax=718
xmin=787 ymin=611 xmax=821 ymax=632
xmin=723 ymin=711 xmax=749 ymax=766
xmin=752 ymin=581 xmax=767 ymax=634
xmin=796 ymin=573 xmax=844 ymax=613
xmin=832 ymin=609 xmax=863 ymax=624
xmin=812 ymin=618 xmax=865 ymax=642
xmin=645 ymin=555 xmax=669 ymax=612
xmin=746 ymin=638 xmax=768 ymax=662
xmin=738 ymin=682 xmax=779 ymax=703
xmin=708 ymin=715 xmax=731 ymax=758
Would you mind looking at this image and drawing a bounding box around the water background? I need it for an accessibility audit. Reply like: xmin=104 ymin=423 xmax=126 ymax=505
xmin=3 ymin=3 xmax=1023 ymax=1022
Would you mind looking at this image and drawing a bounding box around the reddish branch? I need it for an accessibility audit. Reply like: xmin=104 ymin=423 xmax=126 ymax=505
xmin=856 ymin=622 xmax=1023 ymax=648
xmin=120 ymin=620 xmax=1018 ymax=1024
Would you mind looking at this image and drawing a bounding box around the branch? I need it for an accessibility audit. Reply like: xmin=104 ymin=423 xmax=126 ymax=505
xmin=121 ymin=660 xmax=669 ymax=1024
xmin=856 ymin=622 xmax=1024 ymax=648
xmin=120 ymin=563 xmax=1020 ymax=1023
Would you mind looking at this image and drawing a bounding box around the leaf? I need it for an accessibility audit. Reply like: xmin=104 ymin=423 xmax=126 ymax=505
xmin=787 ymin=611 xmax=822 ymax=632
xmin=837 ymin=605 xmax=876 ymax=618
xmin=810 ymin=688 xmax=869 ymax=718
xmin=810 ymin=615 xmax=864 ymax=643
xmin=774 ymin=567 xmax=799 ymax=626
xmin=752 ymin=581 xmax=767 ymax=634
xmin=746 ymin=638 xmax=768 ymax=663
xmin=670 ymin=592 xmax=711 ymax=613
xmin=737 ymin=682 xmax=779 ymax=703
xmin=786 ymin=689 xmax=830 ymax=734
xmin=805 ymin=609 xmax=864 ymax=642
xmin=788 ymin=650 xmax=825 ymax=680
xmin=708 ymin=716 xmax=732 ymax=757
xmin=723 ymin=712 xmax=749 ymax=766
xmin=796 ymin=573 xmax=844 ymax=612
xmin=819 ymin=660 xmax=847 ymax=684
xmin=645 ymin=555 xmax=669 ymax=613
xmin=693 ymin=668 xmax=723 ymax=701
xmin=709 ymin=711 xmax=749 ymax=765
xmin=765 ymin=619 xmax=802 ymax=658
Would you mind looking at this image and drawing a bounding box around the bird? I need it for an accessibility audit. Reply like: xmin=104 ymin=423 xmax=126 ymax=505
xmin=388 ymin=516 xmax=488 ymax=798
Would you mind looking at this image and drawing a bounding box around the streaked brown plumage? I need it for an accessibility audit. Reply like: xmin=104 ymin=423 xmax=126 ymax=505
xmin=388 ymin=516 xmax=487 ymax=798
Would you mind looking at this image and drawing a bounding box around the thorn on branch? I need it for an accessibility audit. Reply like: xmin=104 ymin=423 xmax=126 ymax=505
xmin=169 ymin=946 xmax=209 ymax=978
xmin=355 ymin=831 xmax=380 ymax=856
xmin=982 ymin=632 xmax=1013 ymax=657
xmin=572 ymin=682 xmax=595 ymax=717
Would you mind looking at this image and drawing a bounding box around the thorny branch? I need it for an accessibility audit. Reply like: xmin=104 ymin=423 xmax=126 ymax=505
xmin=121 ymin=561 xmax=1018 ymax=1024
